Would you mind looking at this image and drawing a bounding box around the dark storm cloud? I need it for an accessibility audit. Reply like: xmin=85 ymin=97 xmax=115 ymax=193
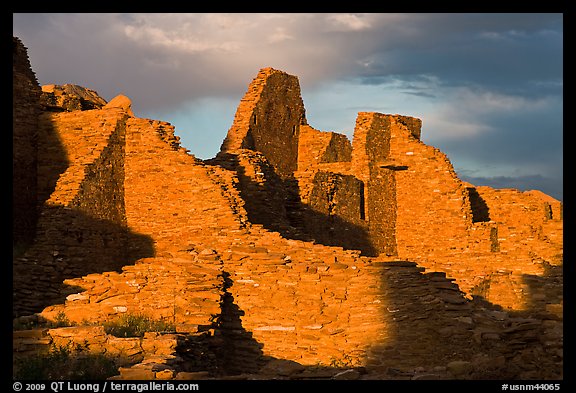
xmin=13 ymin=13 xmax=562 ymax=110
xmin=13 ymin=13 xmax=246 ymax=114
xmin=357 ymin=13 xmax=562 ymax=96
xmin=437 ymin=101 xmax=562 ymax=166
xmin=13 ymin=13 xmax=562 ymax=200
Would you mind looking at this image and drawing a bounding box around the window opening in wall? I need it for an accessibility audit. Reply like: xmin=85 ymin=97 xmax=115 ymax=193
xmin=359 ymin=183 xmax=366 ymax=220
xmin=292 ymin=125 xmax=297 ymax=136
xmin=544 ymin=203 xmax=553 ymax=220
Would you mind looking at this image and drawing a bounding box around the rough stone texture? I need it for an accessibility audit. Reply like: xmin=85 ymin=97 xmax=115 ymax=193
xmin=206 ymin=150 xmax=292 ymax=235
xmin=104 ymin=94 xmax=134 ymax=117
xmin=220 ymin=67 xmax=307 ymax=177
xmin=297 ymin=124 xmax=352 ymax=171
xmin=41 ymin=84 xmax=108 ymax=112
xmin=12 ymin=44 xmax=562 ymax=381
xmin=124 ymin=118 xmax=245 ymax=255
xmin=12 ymin=108 xmax=151 ymax=317
xmin=13 ymin=37 xmax=41 ymax=247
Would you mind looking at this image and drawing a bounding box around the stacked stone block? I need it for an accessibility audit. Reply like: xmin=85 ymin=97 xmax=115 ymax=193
xmin=13 ymin=109 xmax=143 ymax=317
xmin=12 ymin=46 xmax=563 ymax=380
xmin=220 ymin=67 xmax=307 ymax=177
xmin=13 ymin=37 xmax=41 ymax=247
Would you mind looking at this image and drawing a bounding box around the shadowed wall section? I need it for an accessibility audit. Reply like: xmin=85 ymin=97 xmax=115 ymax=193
xmin=220 ymin=67 xmax=307 ymax=178
xmin=13 ymin=37 xmax=41 ymax=248
xmin=13 ymin=109 xmax=154 ymax=317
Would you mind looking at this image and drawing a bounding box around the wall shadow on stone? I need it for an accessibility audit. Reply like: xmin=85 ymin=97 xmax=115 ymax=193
xmin=205 ymin=153 xmax=378 ymax=256
xmin=212 ymin=271 xmax=362 ymax=379
xmin=214 ymin=271 xmax=267 ymax=375
xmin=35 ymin=113 xmax=71 ymax=210
xmin=518 ymin=261 xmax=563 ymax=318
xmin=365 ymin=260 xmax=563 ymax=380
xmin=13 ymin=37 xmax=42 ymax=252
xmin=13 ymin=115 xmax=155 ymax=318
xmin=13 ymin=110 xmax=68 ymax=257
xmin=365 ymin=262 xmax=507 ymax=379
xmin=204 ymin=152 xmax=562 ymax=380
xmin=210 ymin=260 xmax=563 ymax=380
xmin=13 ymin=205 xmax=155 ymax=318
xmin=467 ymin=186 xmax=491 ymax=223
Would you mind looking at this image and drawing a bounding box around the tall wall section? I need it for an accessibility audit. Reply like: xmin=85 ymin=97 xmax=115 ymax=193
xmin=12 ymin=108 xmax=145 ymax=317
xmin=294 ymin=124 xmax=370 ymax=253
xmin=351 ymin=113 xmax=399 ymax=256
xmin=220 ymin=67 xmax=307 ymax=177
xmin=124 ymin=118 xmax=247 ymax=255
xmin=471 ymin=186 xmax=563 ymax=263
xmin=387 ymin=115 xmax=476 ymax=259
xmin=13 ymin=37 xmax=41 ymax=248
xmin=206 ymin=150 xmax=293 ymax=234
xmin=12 ymin=56 xmax=563 ymax=379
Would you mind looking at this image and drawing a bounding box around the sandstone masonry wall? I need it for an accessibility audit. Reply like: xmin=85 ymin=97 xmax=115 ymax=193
xmin=41 ymin=84 xmax=108 ymax=112
xmin=220 ymin=67 xmax=307 ymax=177
xmin=388 ymin=115 xmax=475 ymax=258
xmin=13 ymin=325 xmax=219 ymax=380
xmin=206 ymin=150 xmax=292 ymax=234
xmin=351 ymin=113 xmax=398 ymax=255
xmin=304 ymin=171 xmax=372 ymax=253
xmin=12 ymin=37 xmax=41 ymax=247
xmin=472 ymin=186 xmax=563 ymax=263
xmin=297 ymin=125 xmax=352 ymax=171
xmin=12 ymin=56 xmax=563 ymax=380
xmin=13 ymin=109 xmax=142 ymax=317
xmin=40 ymin=255 xmax=225 ymax=335
xmin=124 ymin=118 xmax=246 ymax=255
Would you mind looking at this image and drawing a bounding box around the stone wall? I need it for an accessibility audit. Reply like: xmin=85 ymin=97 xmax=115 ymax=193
xmin=471 ymin=186 xmax=563 ymax=262
xmin=206 ymin=150 xmax=292 ymax=234
xmin=13 ymin=326 xmax=218 ymax=380
xmin=12 ymin=109 xmax=152 ymax=317
xmin=220 ymin=67 xmax=307 ymax=177
xmin=41 ymin=84 xmax=108 ymax=112
xmin=350 ymin=113 xmax=398 ymax=255
xmin=124 ymin=118 xmax=245 ymax=255
xmin=297 ymin=125 xmax=352 ymax=171
xmin=12 ymin=37 xmax=41 ymax=247
xmin=388 ymin=114 xmax=475 ymax=259
xmin=303 ymin=171 xmax=372 ymax=253
xmin=40 ymin=255 xmax=225 ymax=335
xmin=12 ymin=53 xmax=562 ymax=380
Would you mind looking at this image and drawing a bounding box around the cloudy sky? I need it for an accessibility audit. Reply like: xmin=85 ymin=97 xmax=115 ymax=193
xmin=13 ymin=13 xmax=563 ymax=200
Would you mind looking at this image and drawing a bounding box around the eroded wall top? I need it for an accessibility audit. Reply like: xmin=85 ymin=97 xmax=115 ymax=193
xmin=220 ymin=67 xmax=307 ymax=177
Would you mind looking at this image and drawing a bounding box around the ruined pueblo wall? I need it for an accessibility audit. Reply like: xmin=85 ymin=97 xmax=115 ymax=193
xmin=350 ymin=113 xmax=398 ymax=255
xmin=13 ymin=37 xmax=41 ymax=247
xmin=295 ymin=125 xmax=370 ymax=253
xmin=303 ymin=172 xmax=372 ymax=253
xmin=471 ymin=186 xmax=563 ymax=262
xmin=220 ymin=67 xmax=307 ymax=177
xmin=124 ymin=118 xmax=247 ymax=255
xmin=13 ymin=109 xmax=137 ymax=317
xmin=12 ymin=50 xmax=563 ymax=379
xmin=215 ymin=150 xmax=295 ymax=233
xmin=39 ymin=255 xmax=225 ymax=335
xmin=387 ymin=115 xmax=476 ymax=259
xmin=297 ymin=124 xmax=352 ymax=172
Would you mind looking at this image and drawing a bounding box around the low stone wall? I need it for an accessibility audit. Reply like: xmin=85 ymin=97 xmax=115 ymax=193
xmin=38 ymin=256 xmax=224 ymax=331
xmin=13 ymin=326 xmax=214 ymax=380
